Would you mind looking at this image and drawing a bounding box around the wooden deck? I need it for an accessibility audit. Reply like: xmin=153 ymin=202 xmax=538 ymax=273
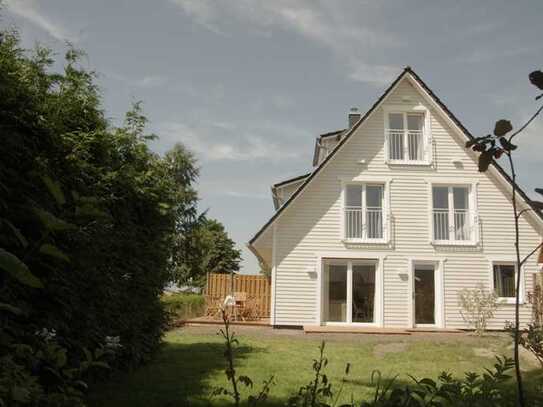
xmin=183 ymin=316 xmax=270 ymax=327
xmin=303 ymin=325 xmax=464 ymax=335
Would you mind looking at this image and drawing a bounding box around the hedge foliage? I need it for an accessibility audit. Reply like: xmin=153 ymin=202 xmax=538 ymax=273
xmin=161 ymin=293 xmax=206 ymax=321
xmin=0 ymin=29 xmax=199 ymax=405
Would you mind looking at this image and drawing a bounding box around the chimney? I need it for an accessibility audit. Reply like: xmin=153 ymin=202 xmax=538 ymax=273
xmin=348 ymin=107 xmax=361 ymax=128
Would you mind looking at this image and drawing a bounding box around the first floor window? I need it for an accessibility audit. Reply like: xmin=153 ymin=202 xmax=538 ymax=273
xmin=493 ymin=264 xmax=516 ymax=299
xmin=432 ymin=185 xmax=471 ymax=242
xmin=345 ymin=184 xmax=384 ymax=240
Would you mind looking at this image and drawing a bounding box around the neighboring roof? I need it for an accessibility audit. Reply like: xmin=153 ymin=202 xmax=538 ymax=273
xmin=320 ymin=129 xmax=346 ymax=138
xmin=312 ymin=129 xmax=346 ymax=166
xmin=249 ymin=66 xmax=543 ymax=247
xmin=273 ymin=173 xmax=311 ymax=189
xmin=271 ymin=173 xmax=311 ymax=211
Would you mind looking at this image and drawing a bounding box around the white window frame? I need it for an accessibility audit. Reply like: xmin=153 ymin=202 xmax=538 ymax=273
xmin=428 ymin=181 xmax=480 ymax=246
xmin=490 ymin=260 xmax=525 ymax=305
xmin=383 ymin=104 xmax=432 ymax=165
xmin=315 ymin=252 xmax=384 ymax=327
xmin=341 ymin=180 xmax=390 ymax=244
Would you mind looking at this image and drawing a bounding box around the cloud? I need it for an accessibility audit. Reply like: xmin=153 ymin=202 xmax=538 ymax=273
xmin=134 ymin=75 xmax=168 ymax=88
xmin=169 ymin=0 xmax=400 ymax=85
xmin=154 ymin=120 xmax=308 ymax=162
xmin=218 ymin=190 xmax=269 ymax=200
xmin=5 ymin=0 xmax=77 ymax=42
xmin=102 ymin=71 xmax=168 ymax=89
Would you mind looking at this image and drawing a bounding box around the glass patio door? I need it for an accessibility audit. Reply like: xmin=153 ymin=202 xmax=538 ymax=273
xmin=325 ymin=264 xmax=348 ymax=322
xmin=414 ymin=265 xmax=435 ymax=325
xmin=323 ymin=260 xmax=376 ymax=324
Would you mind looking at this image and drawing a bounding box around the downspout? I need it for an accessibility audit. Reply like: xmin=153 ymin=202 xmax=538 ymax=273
xmin=272 ymin=223 xmax=277 ymax=326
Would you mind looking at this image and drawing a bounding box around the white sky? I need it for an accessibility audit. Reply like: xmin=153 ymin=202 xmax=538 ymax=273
xmin=3 ymin=0 xmax=542 ymax=274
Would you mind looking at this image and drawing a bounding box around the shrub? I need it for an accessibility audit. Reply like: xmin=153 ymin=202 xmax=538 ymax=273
xmin=506 ymin=322 xmax=543 ymax=368
xmin=528 ymin=285 xmax=543 ymax=326
xmin=458 ymin=285 xmax=498 ymax=335
xmin=0 ymin=28 xmax=198 ymax=405
xmin=161 ymin=293 xmax=206 ymax=321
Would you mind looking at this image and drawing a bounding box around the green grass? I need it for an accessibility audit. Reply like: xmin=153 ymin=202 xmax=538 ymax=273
xmin=89 ymin=326 xmax=540 ymax=406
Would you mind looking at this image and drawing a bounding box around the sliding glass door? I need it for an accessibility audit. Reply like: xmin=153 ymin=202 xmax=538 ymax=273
xmin=326 ymin=264 xmax=347 ymax=322
xmin=323 ymin=260 xmax=377 ymax=325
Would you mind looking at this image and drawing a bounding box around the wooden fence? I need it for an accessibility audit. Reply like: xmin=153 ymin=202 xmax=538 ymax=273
xmin=205 ymin=273 xmax=271 ymax=318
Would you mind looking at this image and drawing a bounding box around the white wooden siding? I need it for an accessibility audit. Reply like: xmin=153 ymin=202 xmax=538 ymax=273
xmin=266 ymin=77 xmax=541 ymax=329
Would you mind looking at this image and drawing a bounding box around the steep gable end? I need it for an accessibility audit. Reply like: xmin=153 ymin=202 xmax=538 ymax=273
xmin=249 ymin=67 xmax=542 ymax=248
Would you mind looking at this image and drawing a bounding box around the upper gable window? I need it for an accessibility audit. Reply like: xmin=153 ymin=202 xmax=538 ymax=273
xmin=385 ymin=110 xmax=430 ymax=164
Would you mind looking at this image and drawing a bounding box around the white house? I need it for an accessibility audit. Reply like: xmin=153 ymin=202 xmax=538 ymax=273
xmin=248 ymin=67 xmax=543 ymax=330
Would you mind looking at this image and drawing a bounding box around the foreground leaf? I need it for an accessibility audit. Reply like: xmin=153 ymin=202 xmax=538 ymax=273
xmin=32 ymin=207 xmax=75 ymax=231
xmin=1 ymin=219 xmax=28 ymax=248
xmin=478 ymin=150 xmax=494 ymax=172
xmin=529 ymin=70 xmax=543 ymax=90
xmin=39 ymin=243 xmax=70 ymax=262
xmin=40 ymin=175 xmax=66 ymax=206
xmin=0 ymin=302 xmax=25 ymax=316
xmin=0 ymin=248 xmax=43 ymax=288
xmin=493 ymin=120 xmax=513 ymax=137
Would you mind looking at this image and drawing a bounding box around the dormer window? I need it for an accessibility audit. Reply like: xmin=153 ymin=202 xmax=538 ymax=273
xmin=384 ymin=108 xmax=431 ymax=165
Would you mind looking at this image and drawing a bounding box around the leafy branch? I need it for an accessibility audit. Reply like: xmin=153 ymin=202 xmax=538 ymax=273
xmin=466 ymin=68 xmax=543 ymax=407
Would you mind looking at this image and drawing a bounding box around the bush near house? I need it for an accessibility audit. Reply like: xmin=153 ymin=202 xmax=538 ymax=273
xmin=162 ymin=293 xmax=206 ymax=321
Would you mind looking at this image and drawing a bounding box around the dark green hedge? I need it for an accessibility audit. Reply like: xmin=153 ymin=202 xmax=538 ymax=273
xmin=0 ymin=30 xmax=198 ymax=405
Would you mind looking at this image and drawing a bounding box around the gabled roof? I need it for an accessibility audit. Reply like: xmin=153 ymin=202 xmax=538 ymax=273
xmin=249 ymin=66 xmax=543 ymax=247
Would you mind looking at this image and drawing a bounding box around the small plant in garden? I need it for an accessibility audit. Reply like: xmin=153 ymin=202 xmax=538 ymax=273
xmin=287 ymin=341 xmax=336 ymax=407
xmin=506 ymin=322 xmax=543 ymax=368
xmin=458 ymin=285 xmax=498 ymax=335
xmin=527 ymin=285 xmax=543 ymax=326
xmin=212 ymin=309 xmax=274 ymax=407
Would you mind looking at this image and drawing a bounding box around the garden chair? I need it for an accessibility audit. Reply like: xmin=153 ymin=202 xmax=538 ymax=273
xmin=241 ymin=296 xmax=260 ymax=320
xmin=204 ymin=295 xmax=222 ymax=319
xmin=233 ymin=292 xmax=247 ymax=321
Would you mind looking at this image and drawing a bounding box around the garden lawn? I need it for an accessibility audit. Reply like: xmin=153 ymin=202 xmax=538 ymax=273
xmin=89 ymin=325 xmax=539 ymax=406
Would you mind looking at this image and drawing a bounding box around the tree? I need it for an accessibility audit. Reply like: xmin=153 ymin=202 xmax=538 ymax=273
xmin=466 ymin=69 xmax=543 ymax=407
xmin=0 ymin=27 xmax=202 ymax=404
xmin=172 ymin=216 xmax=242 ymax=287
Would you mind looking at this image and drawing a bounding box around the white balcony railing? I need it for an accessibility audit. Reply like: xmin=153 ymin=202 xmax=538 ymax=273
xmin=454 ymin=209 xmax=470 ymax=241
xmin=433 ymin=209 xmax=472 ymax=242
xmin=345 ymin=207 xmax=363 ymax=239
xmin=388 ymin=130 xmax=404 ymax=161
xmin=386 ymin=130 xmax=425 ymax=162
xmin=433 ymin=209 xmax=449 ymax=241
xmin=345 ymin=207 xmax=386 ymax=241
xmin=366 ymin=208 xmax=383 ymax=239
